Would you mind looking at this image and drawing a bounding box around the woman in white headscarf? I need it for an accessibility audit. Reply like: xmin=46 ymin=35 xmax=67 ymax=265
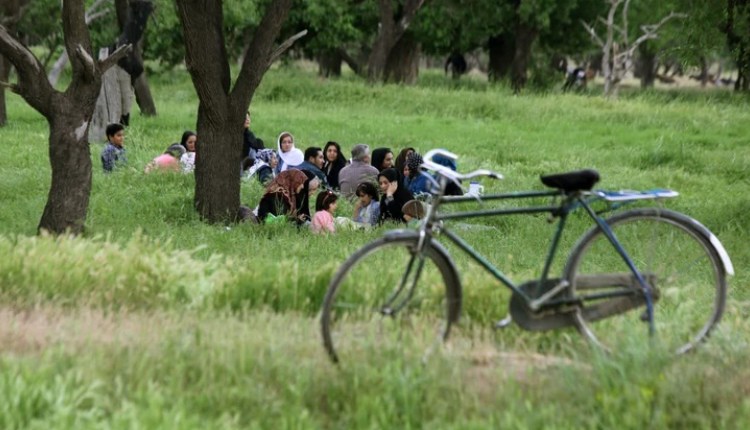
xmin=276 ymin=131 xmax=304 ymax=174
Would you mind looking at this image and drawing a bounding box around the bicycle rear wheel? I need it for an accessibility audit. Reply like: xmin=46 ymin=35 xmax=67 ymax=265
xmin=321 ymin=233 xmax=461 ymax=364
xmin=565 ymin=208 xmax=727 ymax=354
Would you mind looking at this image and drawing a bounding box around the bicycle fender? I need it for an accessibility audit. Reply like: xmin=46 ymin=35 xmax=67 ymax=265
xmin=683 ymin=217 xmax=735 ymax=276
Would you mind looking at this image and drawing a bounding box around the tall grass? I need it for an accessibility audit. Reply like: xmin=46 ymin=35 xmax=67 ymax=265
xmin=0 ymin=64 xmax=748 ymax=428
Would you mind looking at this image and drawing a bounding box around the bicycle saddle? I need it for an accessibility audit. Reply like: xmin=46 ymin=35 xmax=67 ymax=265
xmin=540 ymin=169 xmax=600 ymax=192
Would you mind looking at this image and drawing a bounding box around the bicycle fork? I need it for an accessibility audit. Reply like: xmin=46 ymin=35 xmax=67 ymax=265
xmin=579 ymin=199 xmax=656 ymax=335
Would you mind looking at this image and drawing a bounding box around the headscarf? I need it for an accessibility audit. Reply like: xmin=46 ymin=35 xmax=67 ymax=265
xmin=262 ymin=169 xmax=308 ymax=215
xmin=246 ymin=149 xmax=277 ymax=179
xmin=406 ymin=152 xmax=424 ymax=179
xmin=276 ymin=131 xmax=304 ymax=171
xmin=371 ymin=147 xmax=393 ymax=171
xmin=323 ymin=141 xmax=347 ymax=171
xmin=394 ymin=147 xmax=415 ymax=175
xmin=256 ymin=148 xmax=277 ymax=164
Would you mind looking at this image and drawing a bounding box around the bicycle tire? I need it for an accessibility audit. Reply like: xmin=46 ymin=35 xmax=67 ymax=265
xmin=321 ymin=232 xmax=462 ymax=364
xmin=564 ymin=208 xmax=727 ymax=354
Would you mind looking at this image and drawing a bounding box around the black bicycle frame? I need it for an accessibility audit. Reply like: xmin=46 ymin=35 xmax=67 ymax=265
xmin=419 ymin=188 xmax=650 ymax=313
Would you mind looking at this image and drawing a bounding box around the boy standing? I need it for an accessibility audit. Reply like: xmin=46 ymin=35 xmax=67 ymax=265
xmin=101 ymin=123 xmax=127 ymax=173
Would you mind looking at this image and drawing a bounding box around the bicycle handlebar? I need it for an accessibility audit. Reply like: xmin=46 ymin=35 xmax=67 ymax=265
xmin=422 ymin=149 xmax=504 ymax=182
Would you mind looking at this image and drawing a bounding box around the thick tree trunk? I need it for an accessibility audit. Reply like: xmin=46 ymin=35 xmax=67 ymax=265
xmin=193 ymin=106 xmax=242 ymax=221
xmin=487 ymin=35 xmax=514 ymax=82
xmin=0 ymin=55 xmax=7 ymax=126
xmin=39 ymin=108 xmax=96 ymax=234
xmin=367 ymin=28 xmax=394 ymax=82
xmin=638 ymin=43 xmax=657 ymax=88
xmin=176 ymin=0 xmax=293 ymax=223
xmin=131 ymin=37 xmax=156 ymax=115
xmin=510 ymin=22 xmax=537 ymax=93
xmin=318 ymin=50 xmax=342 ymax=77
xmin=384 ymin=33 xmax=419 ymax=84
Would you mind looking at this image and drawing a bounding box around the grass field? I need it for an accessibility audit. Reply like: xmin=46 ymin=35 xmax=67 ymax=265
xmin=0 ymin=64 xmax=749 ymax=428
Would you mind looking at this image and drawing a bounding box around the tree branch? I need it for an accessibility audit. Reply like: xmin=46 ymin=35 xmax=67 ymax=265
xmin=268 ymin=30 xmax=307 ymax=64
xmin=581 ymin=21 xmax=604 ymax=47
xmin=97 ymin=43 xmax=132 ymax=72
xmin=232 ymin=0 xmax=293 ymax=105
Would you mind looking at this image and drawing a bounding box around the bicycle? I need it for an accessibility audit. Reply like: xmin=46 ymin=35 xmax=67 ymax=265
xmin=320 ymin=149 xmax=734 ymax=364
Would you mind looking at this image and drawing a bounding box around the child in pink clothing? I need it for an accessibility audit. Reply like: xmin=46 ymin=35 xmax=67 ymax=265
xmin=312 ymin=191 xmax=338 ymax=234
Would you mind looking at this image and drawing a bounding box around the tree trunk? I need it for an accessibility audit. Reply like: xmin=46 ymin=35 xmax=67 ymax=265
xmin=487 ymin=34 xmax=514 ymax=82
xmin=638 ymin=42 xmax=657 ymax=88
xmin=0 ymin=55 xmax=8 ymax=126
xmin=318 ymin=50 xmax=342 ymax=77
xmin=367 ymin=27 xmax=394 ymax=82
xmin=193 ymin=105 xmax=243 ymax=221
xmin=132 ymin=40 xmax=156 ymax=115
xmin=384 ymin=33 xmax=419 ymax=84
xmin=176 ymin=0 xmax=293 ymax=223
xmin=39 ymin=107 xmax=96 ymax=234
xmin=510 ymin=22 xmax=537 ymax=93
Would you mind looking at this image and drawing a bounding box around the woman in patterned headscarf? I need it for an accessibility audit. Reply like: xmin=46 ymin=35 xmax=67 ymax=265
xmin=405 ymin=152 xmax=431 ymax=196
xmin=257 ymin=169 xmax=320 ymax=224
xmin=243 ymin=148 xmax=278 ymax=185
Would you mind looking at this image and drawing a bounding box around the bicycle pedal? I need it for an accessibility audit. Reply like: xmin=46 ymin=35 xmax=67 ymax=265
xmin=493 ymin=315 xmax=513 ymax=330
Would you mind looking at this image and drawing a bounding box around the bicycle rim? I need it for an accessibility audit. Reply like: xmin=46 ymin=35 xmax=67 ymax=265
xmin=321 ymin=235 xmax=461 ymax=364
xmin=565 ymin=208 xmax=726 ymax=354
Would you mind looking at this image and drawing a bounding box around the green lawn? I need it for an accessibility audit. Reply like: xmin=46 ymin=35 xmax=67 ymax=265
xmin=0 ymin=65 xmax=748 ymax=428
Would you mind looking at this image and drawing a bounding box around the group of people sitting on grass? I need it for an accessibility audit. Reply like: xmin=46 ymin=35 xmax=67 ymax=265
xmin=99 ymin=112 xmax=461 ymax=234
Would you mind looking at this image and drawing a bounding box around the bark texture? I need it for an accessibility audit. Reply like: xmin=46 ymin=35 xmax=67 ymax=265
xmin=176 ymin=0 xmax=294 ymax=223
xmin=384 ymin=33 xmax=419 ymax=84
xmin=0 ymin=0 xmax=131 ymax=234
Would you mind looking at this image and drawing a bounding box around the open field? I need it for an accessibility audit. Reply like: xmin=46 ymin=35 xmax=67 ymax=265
xmin=0 ymin=65 xmax=749 ymax=428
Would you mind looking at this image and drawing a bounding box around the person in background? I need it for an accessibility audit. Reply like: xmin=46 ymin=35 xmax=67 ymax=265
xmin=352 ymin=182 xmax=380 ymax=227
xmin=145 ymin=144 xmax=186 ymax=173
xmin=371 ymin=147 xmax=394 ymax=172
xmin=242 ymin=111 xmax=264 ymax=161
xmin=338 ymin=144 xmax=379 ymax=198
xmin=101 ymin=123 xmax=127 ymax=173
xmin=377 ymin=168 xmax=413 ymax=223
xmin=179 ymin=130 xmax=197 ymax=173
xmin=257 ymin=169 xmax=320 ymax=225
xmin=323 ymin=141 xmax=347 ymax=189
xmin=244 ymin=148 xmax=278 ymax=185
xmin=276 ymin=131 xmax=304 ymax=174
xmin=405 ymin=152 xmax=431 ymax=196
xmin=394 ymin=147 xmax=415 ymax=180
xmin=294 ymin=146 xmax=329 ymax=187
xmin=312 ymin=190 xmax=338 ymax=234
xmin=402 ymin=199 xmax=426 ymax=227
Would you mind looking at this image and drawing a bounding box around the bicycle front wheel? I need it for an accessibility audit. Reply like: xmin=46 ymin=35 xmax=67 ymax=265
xmin=321 ymin=233 xmax=461 ymax=364
xmin=565 ymin=208 xmax=727 ymax=354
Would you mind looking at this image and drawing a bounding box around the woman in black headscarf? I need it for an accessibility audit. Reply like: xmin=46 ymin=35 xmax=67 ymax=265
xmin=323 ymin=141 xmax=347 ymax=189
xmin=371 ymin=147 xmax=394 ymax=172
xmin=377 ymin=168 xmax=414 ymax=223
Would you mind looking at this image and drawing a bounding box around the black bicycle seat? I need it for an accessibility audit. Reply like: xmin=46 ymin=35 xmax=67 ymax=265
xmin=540 ymin=169 xmax=600 ymax=192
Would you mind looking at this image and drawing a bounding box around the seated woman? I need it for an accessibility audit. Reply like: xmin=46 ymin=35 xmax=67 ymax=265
xmin=394 ymin=147 xmax=415 ymax=181
xmin=352 ymin=182 xmax=380 ymax=227
xmin=405 ymin=152 xmax=432 ymax=196
xmin=145 ymin=144 xmax=185 ymax=173
xmin=179 ymin=130 xmax=197 ymax=173
xmin=257 ymin=169 xmax=320 ymax=225
xmin=377 ymin=168 xmax=413 ymax=223
xmin=276 ymin=131 xmax=304 ymax=174
xmin=323 ymin=141 xmax=348 ymax=189
xmin=244 ymin=148 xmax=278 ymax=185
xmin=371 ymin=147 xmax=394 ymax=172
